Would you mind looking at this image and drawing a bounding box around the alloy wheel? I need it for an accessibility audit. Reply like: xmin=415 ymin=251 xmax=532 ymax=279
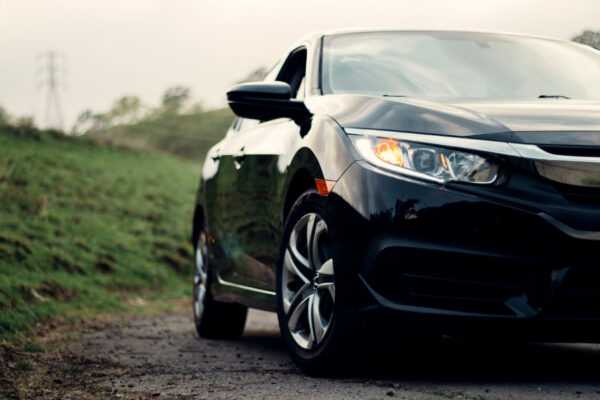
xmin=281 ymin=213 xmax=335 ymax=350
xmin=193 ymin=232 xmax=208 ymax=323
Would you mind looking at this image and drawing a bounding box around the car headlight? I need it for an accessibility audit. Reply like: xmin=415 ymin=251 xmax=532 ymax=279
xmin=349 ymin=135 xmax=499 ymax=184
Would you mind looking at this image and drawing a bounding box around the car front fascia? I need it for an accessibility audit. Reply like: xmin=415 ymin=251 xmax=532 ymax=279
xmin=320 ymin=125 xmax=600 ymax=336
xmin=325 ymin=158 xmax=600 ymax=335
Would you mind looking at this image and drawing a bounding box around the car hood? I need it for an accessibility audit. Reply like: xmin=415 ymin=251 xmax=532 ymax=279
xmin=306 ymin=95 xmax=600 ymax=146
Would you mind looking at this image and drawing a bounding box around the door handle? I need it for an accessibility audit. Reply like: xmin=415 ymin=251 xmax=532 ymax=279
xmin=211 ymin=148 xmax=222 ymax=161
xmin=233 ymin=153 xmax=246 ymax=169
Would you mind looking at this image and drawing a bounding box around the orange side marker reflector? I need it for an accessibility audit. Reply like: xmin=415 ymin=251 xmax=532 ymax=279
xmin=315 ymin=179 xmax=336 ymax=196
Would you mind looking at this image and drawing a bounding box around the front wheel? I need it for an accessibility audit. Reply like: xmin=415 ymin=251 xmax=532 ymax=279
xmin=193 ymin=231 xmax=248 ymax=339
xmin=276 ymin=190 xmax=354 ymax=375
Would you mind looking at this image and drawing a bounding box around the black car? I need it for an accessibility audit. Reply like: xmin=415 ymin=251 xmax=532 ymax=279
xmin=191 ymin=30 xmax=600 ymax=374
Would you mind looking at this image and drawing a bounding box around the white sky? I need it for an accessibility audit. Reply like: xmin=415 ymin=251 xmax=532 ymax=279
xmin=1 ymin=0 xmax=599 ymax=129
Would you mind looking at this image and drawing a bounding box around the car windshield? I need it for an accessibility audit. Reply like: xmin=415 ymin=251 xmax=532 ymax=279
xmin=321 ymin=31 xmax=600 ymax=100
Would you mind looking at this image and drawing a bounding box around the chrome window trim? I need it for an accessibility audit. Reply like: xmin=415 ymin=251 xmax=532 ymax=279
xmin=345 ymin=128 xmax=600 ymax=163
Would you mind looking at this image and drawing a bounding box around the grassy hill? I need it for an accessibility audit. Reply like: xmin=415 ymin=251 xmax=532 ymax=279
xmin=0 ymin=125 xmax=200 ymax=340
xmin=91 ymin=108 xmax=234 ymax=160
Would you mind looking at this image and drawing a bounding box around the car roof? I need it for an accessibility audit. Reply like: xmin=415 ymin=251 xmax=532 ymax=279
xmin=300 ymin=28 xmax=567 ymax=44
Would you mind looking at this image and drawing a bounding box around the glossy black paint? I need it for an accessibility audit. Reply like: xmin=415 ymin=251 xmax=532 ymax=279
xmin=306 ymin=95 xmax=600 ymax=145
xmin=193 ymin=30 xmax=600 ymax=339
xmin=197 ymin=112 xmax=354 ymax=309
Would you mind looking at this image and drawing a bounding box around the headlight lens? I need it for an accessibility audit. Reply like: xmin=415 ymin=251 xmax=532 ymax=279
xmin=349 ymin=135 xmax=499 ymax=184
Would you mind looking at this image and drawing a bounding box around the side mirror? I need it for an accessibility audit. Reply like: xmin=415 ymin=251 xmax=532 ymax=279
xmin=227 ymin=81 xmax=311 ymax=125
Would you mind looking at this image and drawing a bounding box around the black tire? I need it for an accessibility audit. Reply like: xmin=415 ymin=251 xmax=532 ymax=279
xmin=193 ymin=231 xmax=248 ymax=339
xmin=276 ymin=189 xmax=355 ymax=376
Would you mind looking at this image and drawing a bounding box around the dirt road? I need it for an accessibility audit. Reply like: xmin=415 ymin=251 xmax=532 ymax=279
xmin=3 ymin=304 xmax=600 ymax=399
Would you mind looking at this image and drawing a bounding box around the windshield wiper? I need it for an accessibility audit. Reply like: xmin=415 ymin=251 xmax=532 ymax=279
xmin=539 ymin=94 xmax=570 ymax=99
xmin=382 ymin=94 xmax=407 ymax=98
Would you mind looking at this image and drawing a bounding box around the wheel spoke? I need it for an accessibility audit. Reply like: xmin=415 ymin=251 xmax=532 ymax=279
xmin=287 ymin=295 xmax=308 ymax=331
xmin=286 ymin=246 xmax=312 ymax=282
xmin=284 ymin=249 xmax=309 ymax=281
xmin=197 ymin=286 xmax=205 ymax=303
xmin=284 ymin=282 xmax=311 ymax=314
xmin=307 ymin=294 xmax=318 ymax=344
xmin=287 ymin=295 xmax=313 ymax=349
xmin=310 ymin=219 xmax=327 ymax=270
xmin=317 ymin=259 xmax=334 ymax=279
xmin=305 ymin=214 xmax=317 ymax=269
xmin=194 ymin=233 xmax=208 ymax=323
xmin=194 ymin=265 xmax=207 ymax=287
xmin=311 ymin=291 xmax=327 ymax=344
xmin=317 ymin=281 xmax=335 ymax=302
xmin=195 ymin=250 xmax=204 ymax=274
xmin=282 ymin=253 xmax=312 ymax=314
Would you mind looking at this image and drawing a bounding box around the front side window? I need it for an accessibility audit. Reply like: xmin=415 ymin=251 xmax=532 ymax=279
xmin=278 ymin=48 xmax=307 ymax=99
xmin=321 ymin=31 xmax=600 ymax=100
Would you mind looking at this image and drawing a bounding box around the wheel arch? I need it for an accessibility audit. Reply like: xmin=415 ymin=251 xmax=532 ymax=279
xmin=191 ymin=204 xmax=205 ymax=248
xmin=283 ymin=168 xmax=317 ymax=223
xmin=281 ymin=115 xmax=357 ymax=224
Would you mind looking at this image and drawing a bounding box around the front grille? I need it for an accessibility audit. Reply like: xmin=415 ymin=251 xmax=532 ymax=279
xmin=535 ymin=160 xmax=600 ymax=190
xmin=539 ymin=145 xmax=600 ymax=158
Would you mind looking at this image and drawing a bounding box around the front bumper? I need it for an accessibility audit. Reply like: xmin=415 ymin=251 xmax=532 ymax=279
xmin=325 ymin=161 xmax=600 ymax=340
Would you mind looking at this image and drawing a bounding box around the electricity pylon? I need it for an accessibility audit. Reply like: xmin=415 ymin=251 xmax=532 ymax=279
xmin=37 ymin=51 xmax=66 ymax=130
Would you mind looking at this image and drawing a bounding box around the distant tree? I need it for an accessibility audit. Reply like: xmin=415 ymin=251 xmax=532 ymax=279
xmin=109 ymin=95 xmax=141 ymax=124
xmin=236 ymin=66 xmax=268 ymax=83
xmin=14 ymin=116 xmax=36 ymax=134
xmin=0 ymin=105 xmax=11 ymax=126
xmin=572 ymin=29 xmax=600 ymax=49
xmin=71 ymin=109 xmax=94 ymax=135
xmin=160 ymin=86 xmax=190 ymax=116
xmin=90 ymin=113 xmax=112 ymax=132
xmin=188 ymin=102 xmax=204 ymax=114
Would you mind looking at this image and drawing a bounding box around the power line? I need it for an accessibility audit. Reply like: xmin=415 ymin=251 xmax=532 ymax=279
xmin=37 ymin=51 xmax=66 ymax=130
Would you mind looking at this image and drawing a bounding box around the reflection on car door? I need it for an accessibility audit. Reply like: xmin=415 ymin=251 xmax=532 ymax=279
xmin=212 ymin=119 xmax=300 ymax=291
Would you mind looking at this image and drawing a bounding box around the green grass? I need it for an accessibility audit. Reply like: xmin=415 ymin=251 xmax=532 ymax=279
xmin=0 ymin=125 xmax=200 ymax=340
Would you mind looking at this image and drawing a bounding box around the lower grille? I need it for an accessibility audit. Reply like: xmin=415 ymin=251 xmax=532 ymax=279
xmin=557 ymin=184 xmax=600 ymax=205
xmin=366 ymin=246 xmax=568 ymax=317
xmin=543 ymin=267 xmax=600 ymax=319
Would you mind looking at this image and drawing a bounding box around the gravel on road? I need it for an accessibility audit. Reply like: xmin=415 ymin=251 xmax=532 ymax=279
xmin=3 ymin=302 xmax=600 ymax=399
